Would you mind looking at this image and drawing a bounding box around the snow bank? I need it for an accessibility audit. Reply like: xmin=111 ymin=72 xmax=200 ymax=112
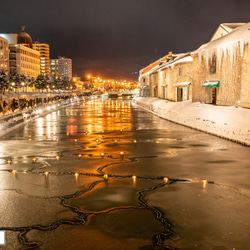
xmin=133 ymin=97 xmax=250 ymax=146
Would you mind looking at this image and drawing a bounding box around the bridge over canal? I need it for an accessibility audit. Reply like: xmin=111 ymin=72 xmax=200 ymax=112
xmin=107 ymin=89 xmax=139 ymax=98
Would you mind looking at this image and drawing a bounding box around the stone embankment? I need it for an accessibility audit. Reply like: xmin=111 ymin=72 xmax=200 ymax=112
xmin=133 ymin=97 xmax=250 ymax=146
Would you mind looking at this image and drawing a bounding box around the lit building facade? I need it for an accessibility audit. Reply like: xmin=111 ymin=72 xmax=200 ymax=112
xmin=33 ymin=42 xmax=50 ymax=77
xmin=50 ymin=56 xmax=72 ymax=81
xmin=9 ymin=44 xmax=40 ymax=78
xmin=0 ymin=26 xmax=40 ymax=78
xmin=0 ymin=36 xmax=9 ymax=74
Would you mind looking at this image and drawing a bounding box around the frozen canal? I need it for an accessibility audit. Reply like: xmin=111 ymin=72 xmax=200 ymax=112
xmin=0 ymin=97 xmax=249 ymax=250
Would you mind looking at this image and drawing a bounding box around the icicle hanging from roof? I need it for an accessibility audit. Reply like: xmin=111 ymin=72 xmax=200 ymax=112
xmin=196 ymin=22 xmax=250 ymax=70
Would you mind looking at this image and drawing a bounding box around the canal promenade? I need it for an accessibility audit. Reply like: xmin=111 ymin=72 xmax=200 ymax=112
xmin=0 ymin=97 xmax=78 ymax=138
xmin=134 ymin=97 xmax=250 ymax=146
xmin=0 ymin=91 xmax=101 ymax=138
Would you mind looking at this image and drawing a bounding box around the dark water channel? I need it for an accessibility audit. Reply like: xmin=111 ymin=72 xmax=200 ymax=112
xmin=0 ymin=97 xmax=249 ymax=250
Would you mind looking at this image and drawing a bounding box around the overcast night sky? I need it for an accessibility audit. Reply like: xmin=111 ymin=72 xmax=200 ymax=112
xmin=1 ymin=0 xmax=250 ymax=81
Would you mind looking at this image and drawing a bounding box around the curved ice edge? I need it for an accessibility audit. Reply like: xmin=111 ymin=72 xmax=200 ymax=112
xmin=213 ymin=182 xmax=250 ymax=197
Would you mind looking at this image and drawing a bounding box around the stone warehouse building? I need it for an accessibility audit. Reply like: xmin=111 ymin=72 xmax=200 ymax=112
xmin=139 ymin=52 xmax=194 ymax=102
xmin=139 ymin=22 xmax=250 ymax=108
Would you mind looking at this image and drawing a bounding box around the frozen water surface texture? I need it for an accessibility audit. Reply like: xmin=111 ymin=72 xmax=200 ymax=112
xmin=0 ymin=97 xmax=249 ymax=250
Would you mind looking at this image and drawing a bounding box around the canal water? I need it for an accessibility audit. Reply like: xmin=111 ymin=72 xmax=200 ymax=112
xmin=0 ymin=97 xmax=249 ymax=250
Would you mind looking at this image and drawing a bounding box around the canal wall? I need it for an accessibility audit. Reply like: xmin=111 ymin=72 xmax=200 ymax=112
xmin=133 ymin=97 xmax=250 ymax=146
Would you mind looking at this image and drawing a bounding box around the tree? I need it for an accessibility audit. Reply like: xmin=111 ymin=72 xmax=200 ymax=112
xmin=19 ymin=74 xmax=27 ymax=92
xmin=57 ymin=77 xmax=71 ymax=91
xmin=0 ymin=72 xmax=9 ymax=94
xmin=34 ymin=75 xmax=49 ymax=92
xmin=26 ymin=76 xmax=35 ymax=91
xmin=51 ymin=75 xmax=60 ymax=91
xmin=9 ymin=72 xmax=22 ymax=92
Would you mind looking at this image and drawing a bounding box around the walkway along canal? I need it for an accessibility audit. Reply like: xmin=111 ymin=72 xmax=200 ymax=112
xmin=0 ymin=97 xmax=249 ymax=249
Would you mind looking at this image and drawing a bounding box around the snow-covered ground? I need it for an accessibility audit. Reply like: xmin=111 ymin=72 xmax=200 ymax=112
xmin=133 ymin=97 xmax=250 ymax=146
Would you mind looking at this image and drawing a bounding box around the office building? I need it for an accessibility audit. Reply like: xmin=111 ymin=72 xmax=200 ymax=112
xmin=33 ymin=42 xmax=50 ymax=77
xmin=0 ymin=36 xmax=9 ymax=74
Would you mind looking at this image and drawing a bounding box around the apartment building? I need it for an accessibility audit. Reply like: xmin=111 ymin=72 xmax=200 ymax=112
xmin=50 ymin=56 xmax=72 ymax=81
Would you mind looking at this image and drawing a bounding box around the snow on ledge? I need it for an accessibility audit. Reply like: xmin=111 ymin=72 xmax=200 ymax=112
xmin=133 ymin=97 xmax=250 ymax=146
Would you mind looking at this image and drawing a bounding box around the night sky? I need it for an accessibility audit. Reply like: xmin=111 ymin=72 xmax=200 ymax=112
xmin=1 ymin=0 xmax=250 ymax=81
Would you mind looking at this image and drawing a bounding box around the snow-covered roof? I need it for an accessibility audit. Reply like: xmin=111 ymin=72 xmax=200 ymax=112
xmin=194 ymin=22 xmax=250 ymax=68
xmin=140 ymin=55 xmax=168 ymax=75
xmin=210 ymin=23 xmax=246 ymax=42
xmin=139 ymin=53 xmax=191 ymax=78
xmin=157 ymin=54 xmax=193 ymax=71
xmin=139 ymin=22 xmax=250 ymax=79
xmin=221 ymin=23 xmax=246 ymax=33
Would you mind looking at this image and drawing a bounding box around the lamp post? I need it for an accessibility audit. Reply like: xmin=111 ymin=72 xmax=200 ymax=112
xmin=21 ymin=82 xmax=25 ymax=92
xmin=87 ymin=74 xmax=94 ymax=90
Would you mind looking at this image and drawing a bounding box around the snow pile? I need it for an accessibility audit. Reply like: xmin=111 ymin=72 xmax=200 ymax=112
xmin=134 ymin=97 xmax=250 ymax=146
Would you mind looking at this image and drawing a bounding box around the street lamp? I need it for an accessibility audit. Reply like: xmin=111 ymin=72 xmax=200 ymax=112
xmin=21 ymin=82 xmax=25 ymax=92
xmin=12 ymin=82 xmax=15 ymax=92
xmin=87 ymin=74 xmax=93 ymax=90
